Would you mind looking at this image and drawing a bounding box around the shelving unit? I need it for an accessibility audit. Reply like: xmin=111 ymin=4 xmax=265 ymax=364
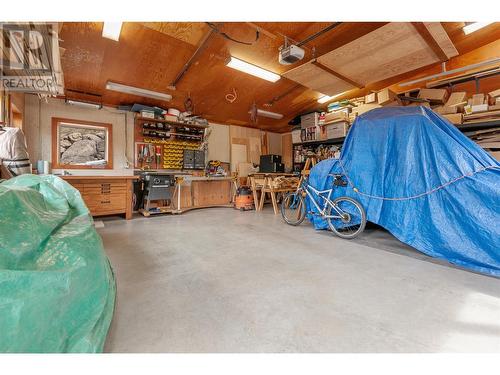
xmin=134 ymin=116 xmax=208 ymax=170
xmin=292 ymin=137 xmax=346 ymax=172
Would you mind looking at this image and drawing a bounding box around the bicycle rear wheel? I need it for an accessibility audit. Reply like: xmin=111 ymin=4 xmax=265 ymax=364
xmin=326 ymin=196 xmax=366 ymax=239
xmin=281 ymin=192 xmax=306 ymax=226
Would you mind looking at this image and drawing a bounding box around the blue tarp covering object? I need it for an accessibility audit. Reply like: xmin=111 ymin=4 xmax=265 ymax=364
xmin=307 ymin=106 xmax=500 ymax=277
xmin=0 ymin=174 xmax=116 ymax=352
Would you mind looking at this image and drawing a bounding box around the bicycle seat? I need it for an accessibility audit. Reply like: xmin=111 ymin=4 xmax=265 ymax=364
xmin=328 ymin=173 xmax=343 ymax=177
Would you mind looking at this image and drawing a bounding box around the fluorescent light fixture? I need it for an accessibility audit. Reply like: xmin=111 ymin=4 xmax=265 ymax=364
xmin=248 ymin=108 xmax=284 ymax=120
xmin=463 ymin=22 xmax=493 ymax=35
xmin=106 ymin=82 xmax=172 ymax=101
xmin=226 ymin=57 xmax=280 ymax=83
xmin=102 ymin=22 xmax=123 ymax=41
xmin=317 ymin=92 xmax=347 ymax=104
xmin=318 ymin=95 xmax=334 ymax=104
xmin=65 ymin=99 xmax=102 ymax=110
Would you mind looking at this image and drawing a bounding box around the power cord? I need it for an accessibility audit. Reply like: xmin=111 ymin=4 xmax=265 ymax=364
xmin=206 ymin=23 xmax=259 ymax=45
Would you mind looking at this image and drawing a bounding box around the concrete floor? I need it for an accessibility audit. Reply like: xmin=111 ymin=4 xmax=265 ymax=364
xmin=99 ymin=207 xmax=500 ymax=353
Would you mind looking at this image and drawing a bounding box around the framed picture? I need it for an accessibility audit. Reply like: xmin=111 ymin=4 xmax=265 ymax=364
xmin=51 ymin=117 xmax=113 ymax=169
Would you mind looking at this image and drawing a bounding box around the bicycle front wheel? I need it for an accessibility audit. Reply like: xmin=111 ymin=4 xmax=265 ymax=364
xmin=281 ymin=192 xmax=306 ymax=226
xmin=326 ymin=196 xmax=366 ymax=239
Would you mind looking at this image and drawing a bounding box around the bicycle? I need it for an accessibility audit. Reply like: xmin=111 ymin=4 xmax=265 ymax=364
xmin=281 ymin=173 xmax=367 ymax=239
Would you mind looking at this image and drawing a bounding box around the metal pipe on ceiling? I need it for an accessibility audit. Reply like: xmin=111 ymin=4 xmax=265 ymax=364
xmin=296 ymin=22 xmax=343 ymax=47
xmin=399 ymin=57 xmax=500 ymax=87
xmin=169 ymin=28 xmax=217 ymax=90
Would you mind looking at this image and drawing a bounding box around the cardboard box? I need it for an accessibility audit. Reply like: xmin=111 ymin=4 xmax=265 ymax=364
xmin=377 ymin=89 xmax=397 ymax=105
xmin=325 ymin=122 xmax=348 ymax=139
xmin=301 ymin=112 xmax=320 ymax=129
xmin=418 ymin=88 xmax=449 ymax=104
xmin=442 ymin=113 xmax=463 ymax=124
xmin=292 ymin=129 xmax=301 ymax=144
xmin=324 ymin=110 xmax=349 ymax=123
xmin=365 ymin=92 xmax=377 ymax=104
xmin=353 ymin=103 xmax=382 ymax=116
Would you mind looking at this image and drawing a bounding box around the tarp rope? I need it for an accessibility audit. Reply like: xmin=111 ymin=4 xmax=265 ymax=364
xmin=337 ymin=160 xmax=500 ymax=201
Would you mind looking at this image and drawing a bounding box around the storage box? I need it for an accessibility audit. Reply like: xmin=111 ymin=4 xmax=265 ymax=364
xmin=300 ymin=112 xmax=320 ymax=129
xmin=325 ymin=122 xmax=348 ymax=139
xmin=365 ymin=92 xmax=377 ymax=104
xmin=377 ymin=88 xmax=397 ymax=105
xmin=324 ymin=110 xmax=349 ymax=123
xmin=418 ymin=88 xmax=448 ymax=104
xmin=292 ymin=129 xmax=301 ymax=144
xmin=140 ymin=110 xmax=155 ymax=119
xmin=353 ymin=103 xmax=382 ymax=116
xmin=164 ymin=114 xmax=178 ymax=122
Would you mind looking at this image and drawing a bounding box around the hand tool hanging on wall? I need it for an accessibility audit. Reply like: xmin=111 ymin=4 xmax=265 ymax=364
xmin=155 ymin=145 xmax=161 ymax=169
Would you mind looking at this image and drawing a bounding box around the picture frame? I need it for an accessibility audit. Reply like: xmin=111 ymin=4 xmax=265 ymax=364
xmin=51 ymin=117 xmax=113 ymax=169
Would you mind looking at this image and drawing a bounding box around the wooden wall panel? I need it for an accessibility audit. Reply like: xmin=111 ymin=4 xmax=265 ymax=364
xmin=281 ymin=133 xmax=292 ymax=171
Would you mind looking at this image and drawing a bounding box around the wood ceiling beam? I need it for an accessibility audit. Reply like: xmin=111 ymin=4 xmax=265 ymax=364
xmin=311 ymin=60 xmax=364 ymax=89
xmin=411 ymin=22 xmax=449 ymax=62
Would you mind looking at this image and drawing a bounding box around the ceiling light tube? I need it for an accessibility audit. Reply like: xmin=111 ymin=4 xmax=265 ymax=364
xmin=106 ymin=82 xmax=172 ymax=101
xmin=248 ymin=108 xmax=284 ymax=120
xmin=65 ymin=99 xmax=102 ymax=110
xmin=318 ymin=95 xmax=333 ymax=104
xmin=317 ymin=92 xmax=347 ymax=104
xmin=226 ymin=57 xmax=281 ymax=83
xmin=462 ymin=22 xmax=493 ymax=35
xmin=102 ymin=22 xmax=123 ymax=41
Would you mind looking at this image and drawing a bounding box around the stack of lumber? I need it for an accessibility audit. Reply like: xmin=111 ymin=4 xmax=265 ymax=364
xmin=464 ymin=128 xmax=500 ymax=161
xmin=461 ymin=89 xmax=500 ymax=125
xmin=271 ymin=176 xmax=300 ymax=189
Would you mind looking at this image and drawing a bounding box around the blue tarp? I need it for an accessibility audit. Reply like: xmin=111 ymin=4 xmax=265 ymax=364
xmin=307 ymin=106 xmax=500 ymax=277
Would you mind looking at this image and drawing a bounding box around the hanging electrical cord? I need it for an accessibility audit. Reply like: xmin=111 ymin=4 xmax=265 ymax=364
xmin=206 ymin=22 xmax=259 ymax=45
xmin=225 ymin=88 xmax=237 ymax=103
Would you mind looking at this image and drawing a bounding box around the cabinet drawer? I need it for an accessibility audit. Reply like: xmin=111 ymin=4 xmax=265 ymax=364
xmin=84 ymin=186 xmax=128 ymax=195
xmin=84 ymin=182 xmax=126 ymax=193
xmin=82 ymin=193 xmax=126 ymax=212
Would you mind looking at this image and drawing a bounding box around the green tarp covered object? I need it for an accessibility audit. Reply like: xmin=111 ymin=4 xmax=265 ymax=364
xmin=0 ymin=174 xmax=116 ymax=352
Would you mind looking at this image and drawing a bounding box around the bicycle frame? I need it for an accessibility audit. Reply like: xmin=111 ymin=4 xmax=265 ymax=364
xmin=298 ymin=180 xmax=345 ymax=219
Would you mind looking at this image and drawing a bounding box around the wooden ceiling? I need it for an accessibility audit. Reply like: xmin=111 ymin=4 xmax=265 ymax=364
xmin=59 ymin=22 xmax=500 ymax=132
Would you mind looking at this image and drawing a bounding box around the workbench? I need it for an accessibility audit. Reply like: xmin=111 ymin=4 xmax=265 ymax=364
xmin=61 ymin=175 xmax=138 ymax=219
xmin=171 ymin=175 xmax=237 ymax=213
xmin=248 ymin=173 xmax=298 ymax=215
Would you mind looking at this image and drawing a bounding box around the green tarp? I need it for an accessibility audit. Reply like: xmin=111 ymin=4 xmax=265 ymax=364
xmin=0 ymin=174 xmax=116 ymax=352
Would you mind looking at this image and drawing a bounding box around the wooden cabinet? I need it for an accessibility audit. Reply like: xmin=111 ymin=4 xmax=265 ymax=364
xmin=62 ymin=176 xmax=138 ymax=220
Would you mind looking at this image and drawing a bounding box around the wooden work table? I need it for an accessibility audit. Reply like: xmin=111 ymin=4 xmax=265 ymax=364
xmin=61 ymin=175 xmax=138 ymax=219
xmin=248 ymin=173 xmax=298 ymax=214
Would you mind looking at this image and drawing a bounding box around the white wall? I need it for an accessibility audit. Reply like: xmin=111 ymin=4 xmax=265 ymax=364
xmin=268 ymin=131 xmax=282 ymax=156
xmin=24 ymin=95 xmax=135 ymax=176
xmin=23 ymin=95 xmax=284 ymax=175
xmin=207 ymin=123 xmax=230 ymax=163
